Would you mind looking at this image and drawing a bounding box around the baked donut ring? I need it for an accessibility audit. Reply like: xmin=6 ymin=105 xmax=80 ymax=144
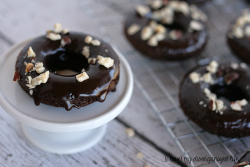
xmin=179 ymin=60 xmax=250 ymax=137
xmin=124 ymin=0 xmax=208 ymax=60
xmin=13 ymin=24 xmax=120 ymax=111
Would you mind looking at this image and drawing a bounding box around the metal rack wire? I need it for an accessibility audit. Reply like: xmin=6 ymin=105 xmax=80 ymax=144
xmin=79 ymin=0 xmax=250 ymax=166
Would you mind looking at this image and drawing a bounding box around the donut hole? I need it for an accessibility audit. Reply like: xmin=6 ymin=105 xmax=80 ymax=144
xmin=45 ymin=50 xmax=89 ymax=76
xmin=209 ymin=84 xmax=249 ymax=103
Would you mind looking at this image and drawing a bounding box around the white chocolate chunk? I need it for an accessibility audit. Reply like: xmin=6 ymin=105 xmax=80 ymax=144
xmin=169 ymin=30 xmax=182 ymax=40
xmin=91 ymin=40 xmax=101 ymax=46
xmin=190 ymin=20 xmax=203 ymax=31
xmin=127 ymin=24 xmax=141 ymax=35
xmin=54 ymin=23 xmax=62 ymax=33
xmin=141 ymin=26 xmax=153 ymax=40
xmin=76 ymin=72 xmax=89 ymax=82
xmin=211 ymin=100 xmax=216 ymax=111
xmin=29 ymin=90 xmax=33 ymax=95
xmin=136 ymin=5 xmax=150 ymax=16
xmin=231 ymin=103 xmax=242 ymax=111
xmin=149 ymin=21 xmax=157 ymax=29
xmin=27 ymin=47 xmax=36 ymax=58
xmin=82 ymin=46 xmax=90 ymax=58
xmin=240 ymin=62 xmax=247 ymax=69
xmin=97 ymin=55 xmax=114 ymax=68
xmin=148 ymin=36 xmax=158 ymax=47
xmin=85 ymin=35 xmax=92 ymax=44
xmin=47 ymin=32 xmax=61 ymax=40
xmin=189 ymin=72 xmax=200 ymax=83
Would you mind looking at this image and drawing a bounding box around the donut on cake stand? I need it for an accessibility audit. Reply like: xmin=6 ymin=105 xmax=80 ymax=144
xmin=0 ymin=39 xmax=133 ymax=154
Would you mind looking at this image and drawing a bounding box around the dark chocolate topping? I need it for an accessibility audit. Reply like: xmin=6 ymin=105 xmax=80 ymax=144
xmin=15 ymin=32 xmax=120 ymax=111
xmin=179 ymin=63 xmax=250 ymax=137
xmin=124 ymin=4 xmax=207 ymax=60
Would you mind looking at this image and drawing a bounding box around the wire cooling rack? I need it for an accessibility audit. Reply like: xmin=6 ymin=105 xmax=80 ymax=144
xmin=79 ymin=0 xmax=250 ymax=166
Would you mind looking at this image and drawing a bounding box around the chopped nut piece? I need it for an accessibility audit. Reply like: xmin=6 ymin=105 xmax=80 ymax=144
xmin=91 ymin=40 xmax=101 ymax=46
xmin=97 ymin=55 xmax=114 ymax=68
xmin=29 ymin=90 xmax=33 ymax=95
xmin=82 ymin=46 xmax=90 ymax=58
xmin=204 ymin=88 xmax=211 ymax=96
xmin=136 ymin=5 xmax=150 ymax=16
xmin=76 ymin=72 xmax=89 ymax=82
xmin=189 ymin=72 xmax=200 ymax=83
xmin=236 ymin=99 xmax=248 ymax=106
xmin=85 ymin=36 xmax=93 ymax=44
xmin=27 ymin=47 xmax=36 ymax=58
xmin=155 ymin=33 xmax=166 ymax=41
xmin=25 ymin=63 xmax=34 ymax=73
xmin=47 ymin=32 xmax=61 ymax=41
xmin=136 ymin=152 xmax=144 ymax=159
xmin=27 ymin=71 xmax=50 ymax=89
xmin=62 ymin=28 xmax=69 ymax=34
xmin=245 ymin=26 xmax=250 ymax=36
xmin=202 ymin=73 xmax=213 ymax=84
xmin=169 ymin=30 xmax=182 ymax=40
xmin=88 ymin=58 xmax=97 ymax=64
xmin=141 ymin=26 xmax=153 ymax=40
xmin=216 ymin=100 xmax=224 ymax=111
xmin=207 ymin=93 xmax=217 ymax=101
xmin=190 ymin=20 xmax=203 ymax=31
xmin=148 ymin=36 xmax=158 ymax=47
xmin=206 ymin=60 xmax=218 ymax=73
xmin=35 ymin=62 xmax=45 ymax=74
xmin=149 ymin=0 xmax=162 ymax=9
xmin=127 ymin=24 xmax=141 ymax=35
xmin=209 ymin=100 xmax=216 ymax=111
xmin=61 ymin=36 xmax=71 ymax=46
xmin=224 ymin=72 xmax=239 ymax=85
xmin=54 ymin=23 xmax=62 ymax=33
xmin=149 ymin=21 xmax=157 ymax=29
xmin=13 ymin=71 xmax=21 ymax=82
xmin=233 ymin=27 xmax=244 ymax=38
xmin=125 ymin=128 xmax=135 ymax=137
xmin=199 ymin=101 xmax=204 ymax=105
xmin=155 ymin=24 xmax=166 ymax=34
xmin=231 ymin=102 xmax=242 ymax=111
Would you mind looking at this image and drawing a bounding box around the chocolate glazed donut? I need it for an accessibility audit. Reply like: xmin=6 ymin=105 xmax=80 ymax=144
xmin=179 ymin=61 xmax=250 ymax=137
xmin=124 ymin=1 xmax=208 ymax=60
xmin=227 ymin=10 xmax=250 ymax=64
xmin=14 ymin=31 xmax=120 ymax=111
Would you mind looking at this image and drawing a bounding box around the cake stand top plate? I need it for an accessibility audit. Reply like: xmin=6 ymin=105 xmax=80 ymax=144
xmin=0 ymin=38 xmax=133 ymax=132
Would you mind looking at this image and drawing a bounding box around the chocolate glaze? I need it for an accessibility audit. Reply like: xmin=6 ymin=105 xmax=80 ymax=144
xmin=179 ymin=64 xmax=250 ymax=137
xmin=227 ymin=27 xmax=250 ymax=64
xmin=15 ymin=32 xmax=120 ymax=111
xmin=234 ymin=151 xmax=250 ymax=167
xmin=185 ymin=0 xmax=209 ymax=4
xmin=124 ymin=9 xmax=208 ymax=60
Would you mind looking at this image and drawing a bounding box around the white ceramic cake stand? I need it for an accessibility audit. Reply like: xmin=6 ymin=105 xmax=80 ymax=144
xmin=0 ymin=39 xmax=133 ymax=154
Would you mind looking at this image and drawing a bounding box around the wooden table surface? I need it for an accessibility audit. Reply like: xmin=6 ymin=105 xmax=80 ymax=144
xmin=0 ymin=0 xmax=250 ymax=167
